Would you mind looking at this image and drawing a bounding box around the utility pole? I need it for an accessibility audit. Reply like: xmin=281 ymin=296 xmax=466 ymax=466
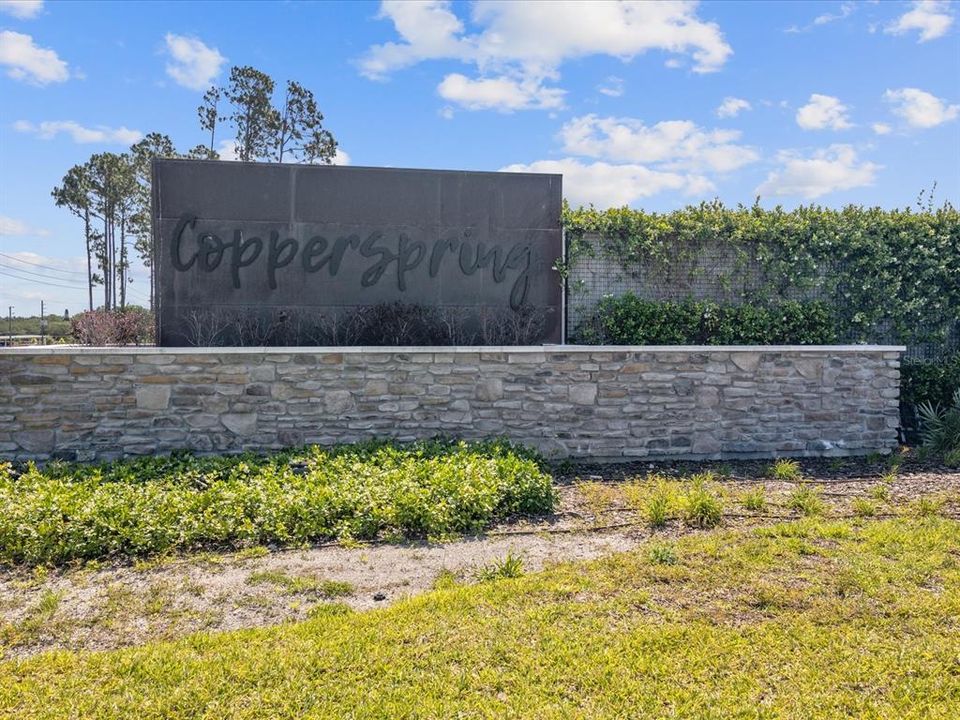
xmin=7 ymin=306 xmax=12 ymax=345
xmin=40 ymin=300 xmax=46 ymax=345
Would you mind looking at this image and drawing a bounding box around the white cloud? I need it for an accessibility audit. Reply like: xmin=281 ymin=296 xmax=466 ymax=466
xmin=597 ymin=75 xmax=624 ymax=97
xmin=716 ymin=96 xmax=751 ymax=118
xmin=215 ymin=139 xmax=239 ymax=161
xmin=500 ymin=158 xmax=714 ymax=207
xmin=756 ymin=145 xmax=880 ymax=199
xmin=332 ymin=148 xmax=351 ymax=165
xmin=795 ymin=93 xmax=853 ymax=130
xmin=559 ymin=114 xmax=759 ymax=173
xmin=872 ymin=122 xmax=892 ymax=135
xmin=14 ymin=120 xmax=142 ymax=144
xmin=883 ymin=87 xmax=959 ymax=128
xmin=813 ymin=1 xmax=856 ymax=26
xmin=0 ymin=0 xmax=43 ymax=19
xmin=885 ymin=1 xmax=954 ymax=42
xmin=438 ymin=105 xmax=455 ymax=120
xmin=163 ymin=33 xmax=226 ymax=91
xmin=360 ymin=1 xmax=731 ymax=111
xmin=437 ymin=73 xmax=565 ymax=111
xmin=786 ymin=1 xmax=856 ymax=32
xmin=0 ymin=215 xmax=49 ymax=236
xmin=0 ymin=30 xmax=68 ymax=84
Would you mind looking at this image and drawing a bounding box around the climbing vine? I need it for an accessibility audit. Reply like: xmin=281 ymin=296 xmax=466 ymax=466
xmin=561 ymin=200 xmax=960 ymax=350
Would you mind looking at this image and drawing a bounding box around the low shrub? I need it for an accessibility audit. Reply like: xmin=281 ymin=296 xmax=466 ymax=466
xmin=741 ymin=487 xmax=767 ymax=512
xmin=916 ymin=387 xmax=960 ymax=466
xmin=623 ymin=475 xmax=679 ymax=529
xmin=768 ymin=458 xmax=802 ymax=482
xmin=680 ymin=474 xmax=724 ymax=528
xmin=787 ymin=486 xmax=825 ymax=517
xmin=0 ymin=440 xmax=555 ymax=566
xmin=852 ymin=498 xmax=877 ymax=518
xmin=901 ymin=353 xmax=960 ymax=439
xmin=182 ymin=302 xmax=551 ymax=347
xmin=70 ymin=307 xmax=154 ymax=345
xmin=574 ymin=294 xmax=836 ymax=345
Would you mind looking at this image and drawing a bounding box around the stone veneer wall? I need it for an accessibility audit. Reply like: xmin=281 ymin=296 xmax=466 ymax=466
xmin=0 ymin=346 xmax=903 ymax=462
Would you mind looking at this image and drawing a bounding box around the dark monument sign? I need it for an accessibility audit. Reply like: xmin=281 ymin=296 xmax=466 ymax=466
xmin=152 ymin=160 xmax=562 ymax=346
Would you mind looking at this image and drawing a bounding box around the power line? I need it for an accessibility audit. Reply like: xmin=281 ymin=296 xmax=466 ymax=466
xmin=0 ymin=263 xmax=88 ymax=287
xmin=0 ymin=252 xmax=88 ymax=277
xmin=0 ymin=268 xmax=93 ymax=290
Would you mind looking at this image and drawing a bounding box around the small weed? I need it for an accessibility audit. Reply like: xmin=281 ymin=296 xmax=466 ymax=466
xmin=182 ymin=578 xmax=206 ymax=597
xmin=247 ymin=571 xmax=354 ymax=598
xmin=680 ymin=477 xmax=723 ymax=528
xmin=787 ymin=486 xmax=825 ymax=517
xmin=870 ymin=483 xmax=890 ymax=501
xmin=476 ymin=552 xmax=525 ymax=582
xmin=852 ymin=498 xmax=877 ymax=517
xmin=886 ymin=452 xmax=904 ymax=470
xmin=768 ymin=458 xmax=802 ymax=481
xmin=741 ymin=487 xmax=767 ymax=512
xmin=432 ymin=569 xmax=460 ymax=590
xmin=912 ymin=497 xmax=943 ymax=518
xmin=624 ymin=475 xmax=679 ymax=529
xmin=714 ymin=464 xmax=734 ymax=479
xmin=0 ymin=589 xmax=63 ymax=648
xmin=234 ymin=546 xmax=270 ymax=561
xmin=576 ymin=481 xmax=619 ymax=520
xmin=144 ymin=581 xmax=174 ymax=615
xmin=644 ymin=489 xmax=672 ymax=528
xmin=647 ymin=543 xmax=678 ymax=566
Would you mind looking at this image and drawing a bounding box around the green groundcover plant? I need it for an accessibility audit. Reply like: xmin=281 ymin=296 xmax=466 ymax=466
xmin=0 ymin=440 xmax=555 ymax=566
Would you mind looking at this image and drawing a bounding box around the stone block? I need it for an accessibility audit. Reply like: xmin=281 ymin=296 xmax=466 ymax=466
xmin=730 ymin=352 xmax=761 ymax=372
xmin=135 ymin=385 xmax=171 ymax=410
xmin=13 ymin=430 xmax=55 ymax=453
xmin=324 ymin=390 xmax=355 ymax=414
xmin=222 ymin=412 xmax=258 ymax=436
xmin=569 ymin=383 xmax=597 ymax=405
xmin=476 ymin=378 xmax=504 ymax=402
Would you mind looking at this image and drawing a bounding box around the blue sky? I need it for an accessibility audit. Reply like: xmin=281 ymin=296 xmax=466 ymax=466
xmin=1 ymin=0 xmax=958 ymax=314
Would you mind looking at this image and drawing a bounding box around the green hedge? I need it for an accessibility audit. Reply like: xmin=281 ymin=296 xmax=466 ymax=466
xmin=577 ymin=295 xmax=836 ymax=345
xmin=0 ymin=440 xmax=555 ymax=566
xmin=561 ymin=201 xmax=960 ymax=351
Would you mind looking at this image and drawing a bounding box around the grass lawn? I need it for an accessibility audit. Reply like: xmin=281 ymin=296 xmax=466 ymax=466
xmin=2 ymin=515 xmax=958 ymax=719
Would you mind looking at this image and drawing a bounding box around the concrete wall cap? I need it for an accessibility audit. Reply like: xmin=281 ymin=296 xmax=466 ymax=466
xmin=0 ymin=344 xmax=907 ymax=356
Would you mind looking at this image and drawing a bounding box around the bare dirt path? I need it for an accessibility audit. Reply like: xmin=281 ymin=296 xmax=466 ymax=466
xmin=3 ymin=460 xmax=958 ymax=659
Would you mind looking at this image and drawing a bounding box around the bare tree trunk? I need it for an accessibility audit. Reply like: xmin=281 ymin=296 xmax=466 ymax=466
xmin=243 ymin=107 xmax=252 ymax=160
xmin=84 ymin=208 xmax=93 ymax=312
xmin=278 ymin=90 xmax=289 ymax=163
xmin=119 ymin=212 xmax=126 ymax=310
xmin=103 ymin=216 xmax=110 ymax=310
